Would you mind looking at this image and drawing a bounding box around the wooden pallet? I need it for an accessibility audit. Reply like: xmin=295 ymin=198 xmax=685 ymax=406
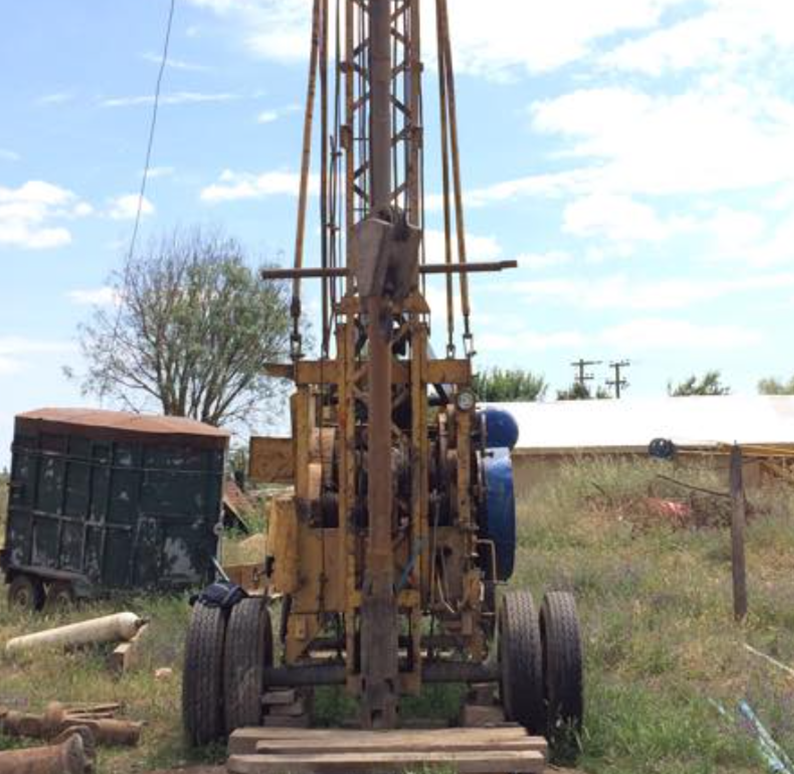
xmin=227 ymin=726 xmax=547 ymax=774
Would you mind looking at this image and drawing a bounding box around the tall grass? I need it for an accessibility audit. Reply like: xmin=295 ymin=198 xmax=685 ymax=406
xmin=1 ymin=458 xmax=793 ymax=772
xmin=516 ymin=455 xmax=794 ymax=772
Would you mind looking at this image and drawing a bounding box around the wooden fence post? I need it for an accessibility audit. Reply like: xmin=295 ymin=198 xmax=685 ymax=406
xmin=730 ymin=444 xmax=748 ymax=622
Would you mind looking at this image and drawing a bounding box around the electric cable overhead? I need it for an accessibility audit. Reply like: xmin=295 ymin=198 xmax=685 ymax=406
xmin=126 ymin=0 xmax=177 ymax=265
xmin=99 ymin=0 xmax=176 ymax=404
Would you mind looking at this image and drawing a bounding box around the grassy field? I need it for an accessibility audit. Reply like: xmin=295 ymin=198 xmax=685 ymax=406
xmin=1 ymin=459 xmax=794 ymax=772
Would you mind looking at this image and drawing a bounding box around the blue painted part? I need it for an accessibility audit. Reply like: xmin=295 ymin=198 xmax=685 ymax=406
xmin=481 ymin=408 xmax=519 ymax=450
xmin=482 ymin=447 xmax=516 ymax=581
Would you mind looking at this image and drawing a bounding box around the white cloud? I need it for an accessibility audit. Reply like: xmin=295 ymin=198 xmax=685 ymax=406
xmin=107 ymin=194 xmax=155 ymax=221
xmin=101 ymin=91 xmax=240 ymax=108
xmin=423 ymin=229 xmax=502 ymax=265
xmin=0 ymin=336 xmax=77 ymax=374
xmin=67 ymin=287 xmax=120 ymax=307
xmin=602 ymin=0 xmax=794 ymax=77
xmin=257 ymin=104 xmax=301 ymax=124
xmin=145 ymin=166 xmax=175 ymax=179
xmin=37 ymin=92 xmax=75 ymax=106
xmin=599 ymin=318 xmax=761 ymax=351
xmin=0 ymin=148 xmax=20 ymax=162
xmin=517 ymin=251 xmax=572 ymax=270
xmin=478 ymin=329 xmax=586 ymax=352
xmin=563 ymin=193 xmax=679 ymax=242
xmin=141 ymin=52 xmax=211 ymax=72
xmin=530 ymin=85 xmax=794 ymax=198
xmin=185 ymin=0 xmax=688 ymax=77
xmin=0 ymin=181 xmax=91 ymax=250
xmin=200 ymin=169 xmax=317 ymax=203
xmin=515 ymin=272 xmax=794 ymax=311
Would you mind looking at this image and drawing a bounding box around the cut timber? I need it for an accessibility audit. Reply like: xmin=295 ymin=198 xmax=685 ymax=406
xmin=227 ymin=750 xmax=545 ymax=774
xmin=255 ymin=737 xmax=545 ymax=755
xmin=228 ymin=725 xmax=546 ymax=757
xmin=460 ymin=703 xmax=507 ymax=727
xmin=110 ymin=624 xmax=150 ymax=674
xmin=261 ymin=715 xmax=310 ymax=729
xmin=267 ymin=701 xmax=307 ymax=717
xmin=261 ymin=690 xmax=297 ymax=706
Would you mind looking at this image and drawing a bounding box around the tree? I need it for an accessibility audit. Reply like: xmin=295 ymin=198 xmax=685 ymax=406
xmin=758 ymin=376 xmax=794 ymax=395
xmin=556 ymin=382 xmax=611 ymax=401
xmin=472 ymin=368 xmax=547 ymax=402
xmin=74 ymin=228 xmax=292 ymax=427
xmin=668 ymin=370 xmax=731 ymax=397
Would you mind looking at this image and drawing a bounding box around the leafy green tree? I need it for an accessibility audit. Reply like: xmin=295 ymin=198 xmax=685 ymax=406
xmin=557 ymin=382 xmax=611 ymax=401
xmin=758 ymin=376 xmax=794 ymax=395
xmin=473 ymin=367 xmax=547 ymax=402
xmin=668 ymin=370 xmax=731 ymax=397
xmin=74 ymin=228 xmax=292 ymax=427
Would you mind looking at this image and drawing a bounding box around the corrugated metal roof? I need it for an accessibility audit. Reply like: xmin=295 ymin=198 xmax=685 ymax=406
xmin=17 ymin=408 xmax=230 ymax=438
xmin=488 ymin=396 xmax=794 ymax=452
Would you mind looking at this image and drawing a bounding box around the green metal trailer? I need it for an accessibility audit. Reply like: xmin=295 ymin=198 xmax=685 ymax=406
xmin=1 ymin=408 xmax=228 ymax=611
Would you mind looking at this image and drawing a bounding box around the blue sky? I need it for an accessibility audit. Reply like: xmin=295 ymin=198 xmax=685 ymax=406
xmin=2 ymin=0 xmax=794 ymax=465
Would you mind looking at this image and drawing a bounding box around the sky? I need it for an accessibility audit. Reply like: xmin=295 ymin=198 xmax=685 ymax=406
xmin=2 ymin=0 xmax=794 ymax=466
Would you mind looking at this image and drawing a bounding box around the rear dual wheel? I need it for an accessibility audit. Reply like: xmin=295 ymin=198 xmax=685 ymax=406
xmin=499 ymin=589 xmax=584 ymax=746
xmin=183 ymin=596 xmax=274 ymax=747
xmin=224 ymin=597 xmax=274 ymax=734
xmin=540 ymin=591 xmax=584 ymax=741
xmin=183 ymin=603 xmax=228 ymax=747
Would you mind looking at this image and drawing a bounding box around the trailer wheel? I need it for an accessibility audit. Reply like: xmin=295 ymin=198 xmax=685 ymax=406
xmin=540 ymin=591 xmax=584 ymax=742
xmin=43 ymin=581 xmax=76 ymax=614
xmin=183 ymin=603 xmax=227 ymax=746
xmin=224 ymin=597 xmax=273 ymax=733
xmin=8 ymin=574 xmax=45 ymax=612
xmin=498 ymin=589 xmax=545 ymax=735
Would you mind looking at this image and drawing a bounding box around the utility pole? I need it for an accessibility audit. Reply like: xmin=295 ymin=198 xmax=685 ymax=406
xmin=571 ymin=359 xmax=602 ymax=390
xmin=607 ymin=360 xmax=631 ymax=399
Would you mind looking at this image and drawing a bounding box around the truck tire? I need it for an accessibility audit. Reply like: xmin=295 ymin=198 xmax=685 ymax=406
xmin=498 ymin=589 xmax=545 ymax=735
xmin=8 ymin=574 xmax=45 ymax=612
xmin=224 ymin=597 xmax=273 ymax=734
xmin=43 ymin=581 xmax=76 ymax=614
xmin=540 ymin=591 xmax=584 ymax=740
xmin=183 ymin=603 xmax=227 ymax=746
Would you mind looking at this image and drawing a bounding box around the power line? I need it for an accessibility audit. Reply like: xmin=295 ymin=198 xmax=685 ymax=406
xmin=126 ymin=0 xmax=176 ymax=265
xmin=100 ymin=0 xmax=176 ymax=403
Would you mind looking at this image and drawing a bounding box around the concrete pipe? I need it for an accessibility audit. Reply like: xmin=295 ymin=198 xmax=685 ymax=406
xmin=0 ymin=732 xmax=90 ymax=774
xmin=5 ymin=613 xmax=145 ymax=656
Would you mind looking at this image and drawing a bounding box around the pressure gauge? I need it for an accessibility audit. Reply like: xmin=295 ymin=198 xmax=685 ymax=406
xmin=456 ymin=389 xmax=476 ymax=412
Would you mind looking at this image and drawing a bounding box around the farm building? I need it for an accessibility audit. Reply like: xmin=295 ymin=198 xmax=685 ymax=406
xmin=491 ymin=396 xmax=794 ymax=499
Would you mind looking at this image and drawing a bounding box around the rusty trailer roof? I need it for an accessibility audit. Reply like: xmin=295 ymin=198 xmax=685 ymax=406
xmin=16 ymin=407 xmax=230 ymax=446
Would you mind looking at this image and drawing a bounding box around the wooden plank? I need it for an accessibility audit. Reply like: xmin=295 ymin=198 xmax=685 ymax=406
xmin=255 ymin=738 xmax=546 ymax=756
xmin=262 ymin=715 xmax=310 ymax=729
xmin=262 ymin=690 xmax=297 ymax=706
xmin=268 ymin=701 xmax=308 ymax=718
xmin=228 ymin=727 xmax=536 ymax=757
xmin=227 ymin=750 xmax=546 ymax=774
xmin=249 ymin=437 xmax=294 ymax=485
xmin=109 ymin=624 xmax=150 ymax=674
xmin=460 ymin=704 xmax=507 ymax=727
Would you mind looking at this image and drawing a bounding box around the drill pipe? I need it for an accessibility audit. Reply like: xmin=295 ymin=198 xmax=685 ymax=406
xmin=0 ymin=732 xmax=90 ymax=774
xmin=0 ymin=703 xmax=142 ymax=747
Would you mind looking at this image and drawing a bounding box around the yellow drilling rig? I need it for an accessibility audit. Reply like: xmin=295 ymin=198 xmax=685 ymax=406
xmin=183 ymin=0 xmax=583 ymax=765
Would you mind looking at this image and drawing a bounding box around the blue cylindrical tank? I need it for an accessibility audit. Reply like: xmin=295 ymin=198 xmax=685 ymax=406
xmin=481 ymin=447 xmax=516 ymax=581
xmin=480 ymin=408 xmax=519 ymax=450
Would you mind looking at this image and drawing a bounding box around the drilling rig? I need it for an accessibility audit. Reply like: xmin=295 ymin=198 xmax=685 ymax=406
xmin=183 ymin=0 xmax=583 ymax=763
